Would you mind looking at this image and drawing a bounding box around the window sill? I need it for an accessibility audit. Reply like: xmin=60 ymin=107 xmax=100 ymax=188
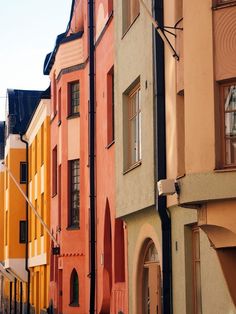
xmin=69 ymin=303 xmax=80 ymax=307
xmin=106 ymin=140 xmax=115 ymax=149
xmin=214 ymin=167 xmax=236 ymax=173
xmin=66 ymin=225 xmax=80 ymax=231
xmin=123 ymin=160 xmax=142 ymax=175
xmin=122 ymin=14 xmax=140 ymax=39
xmin=67 ymin=113 xmax=80 ymax=120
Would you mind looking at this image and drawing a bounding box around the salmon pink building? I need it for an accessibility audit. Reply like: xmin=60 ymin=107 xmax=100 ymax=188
xmin=94 ymin=1 xmax=128 ymax=313
xmin=43 ymin=1 xmax=90 ymax=313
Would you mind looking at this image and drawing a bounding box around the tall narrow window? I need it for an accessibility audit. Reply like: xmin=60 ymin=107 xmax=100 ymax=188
xmin=35 ymin=136 xmax=37 ymax=174
xmin=107 ymin=67 xmax=115 ymax=145
xmin=70 ymin=269 xmax=79 ymax=306
xmin=192 ymin=227 xmax=202 ymax=314
xmin=52 ymin=146 xmax=57 ymax=196
xmin=69 ymin=159 xmax=80 ymax=228
xmin=124 ymin=83 xmax=141 ymax=170
xmin=58 ymin=164 xmax=62 ymax=228
xmin=41 ymin=124 xmax=44 ymax=166
xmin=69 ymin=82 xmax=80 ymax=115
xmin=20 ymin=162 xmax=27 ymax=184
xmin=122 ymin=0 xmax=140 ymax=33
xmin=58 ymin=88 xmax=62 ymax=123
xmin=40 ymin=194 xmax=44 ymax=236
xmin=220 ymin=82 xmax=236 ymax=167
xmin=34 ymin=200 xmax=38 ymax=239
xmin=29 ymin=145 xmax=32 ymax=181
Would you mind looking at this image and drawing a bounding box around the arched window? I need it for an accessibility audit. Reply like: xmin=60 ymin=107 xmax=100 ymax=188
xmin=70 ymin=269 xmax=79 ymax=306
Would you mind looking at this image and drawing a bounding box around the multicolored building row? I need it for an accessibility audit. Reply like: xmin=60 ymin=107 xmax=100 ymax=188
xmin=0 ymin=0 xmax=236 ymax=313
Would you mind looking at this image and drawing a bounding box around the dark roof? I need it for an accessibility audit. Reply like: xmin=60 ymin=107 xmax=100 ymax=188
xmin=6 ymin=89 xmax=44 ymax=135
xmin=43 ymin=0 xmax=83 ymax=75
xmin=0 ymin=121 xmax=5 ymax=159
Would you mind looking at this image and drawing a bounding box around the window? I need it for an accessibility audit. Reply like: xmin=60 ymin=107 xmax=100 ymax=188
xmin=40 ymin=194 xmax=44 ymax=236
xmin=69 ymin=82 xmax=80 ymax=115
xmin=34 ymin=200 xmax=38 ymax=239
xmin=192 ymin=227 xmax=202 ymax=314
xmin=52 ymin=146 xmax=57 ymax=196
xmin=41 ymin=124 xmax=44 ymax=166
xmin=70 ymin=269 xmax=79 ymax=306
xmin=35 ymin=136 xmax=37 ymax=174
xmin=29 ymin=145 xmax=32 ymax=181
xmin=107 ymin=67 xmax=115 ymax=145
xmin=122 ymin=0 xmax=140 ymax=33
xmin=220 ymin=82 xmax=236 ymax=167
xmin=20 ymin=162 xmax=27 ymax=184
xmin=69 ymin=159 xmax=80 ymax=228
xmin=124 ymin=82 xmax=141 ymax=170
xmin=19 ymin=221 xmax=27 ymax=243
xmin=58 ymin=88 xmax=62 ymax=123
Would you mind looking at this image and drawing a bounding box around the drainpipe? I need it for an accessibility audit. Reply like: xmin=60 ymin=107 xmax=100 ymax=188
xmin=153 ymin=0 xmax=173 ymax=313
xmin=88 ymin=0 xmax=96 ymax=313
xmin=20 ymin=134 xmax=30 ymax=314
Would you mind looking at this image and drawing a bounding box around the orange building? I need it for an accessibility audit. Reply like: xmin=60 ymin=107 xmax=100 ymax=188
xmin=94 ymin=1 xmax=128 ymax=313
xmin=43 ymin=0 xmax=90 ymax=312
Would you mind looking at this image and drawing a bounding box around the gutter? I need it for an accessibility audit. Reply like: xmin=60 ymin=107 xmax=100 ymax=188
xmin=88 ymin=0 xmax=96 ymax=313
xmin=153 ymin=0 xmax=173 ymax=313
xmin=20 ymin=134 xmax=30 ymax=314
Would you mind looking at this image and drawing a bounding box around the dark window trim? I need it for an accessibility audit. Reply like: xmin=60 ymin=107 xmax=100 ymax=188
xmin=68 ymin=81 xmax=80 ymax=116
xmin=52 ymin=146 xmax=57 ymax=197
xmin=219 ymin=80 xmax=236 ymax=169
xmin=68 ymin=159 xmax=80 ymax=228
xmin=19 ymin=220 xmax=27 ymax=244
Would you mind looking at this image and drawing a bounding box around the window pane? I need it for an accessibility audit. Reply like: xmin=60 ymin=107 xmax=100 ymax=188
xmin=70 ymin=159 xmax=80 ymax=227
xmin=70 ymin=82 xmax=80 ymax=114
xmin=128 ymin=86 xmax=141 ymax=167
xmin=225 ymin=138 xmax=236 ymax=165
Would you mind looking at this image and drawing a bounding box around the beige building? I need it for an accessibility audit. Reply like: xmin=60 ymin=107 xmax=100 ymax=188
xmin=115 ymin=0 xmax=236 ymax=313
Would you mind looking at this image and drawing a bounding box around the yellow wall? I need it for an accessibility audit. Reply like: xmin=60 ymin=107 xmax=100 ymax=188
xmin=0 ymin=165 xmax=4 ymax=261
xmin=5 ymin=147 xmax=26 ymax=259
xmin=26 ymin=99 xmax=51 ymax=312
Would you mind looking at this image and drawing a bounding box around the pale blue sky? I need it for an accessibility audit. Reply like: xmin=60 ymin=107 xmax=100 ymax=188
xmin=0 ymin=0 xmax=72 ymax=120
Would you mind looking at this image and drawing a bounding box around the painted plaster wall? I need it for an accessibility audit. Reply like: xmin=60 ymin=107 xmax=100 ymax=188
xmin=49 ymin=1 xmax=90 ymax=310
xmin=6 ymin=147 xmax=26 ymax=259
xmin=26 ymin=100 xmax=50 ymax=312
xmin=0 ymin=165 xmax=4 ymax=262
xmin=184 ymin=0 xmax=215 ymax=174
xmin=114 ymin=0 xmax=155 ymax=217
xmin=170 ymin=205 xmax=236 ymax=314
xmin=124 ymin=207 xmax=162 ymax=314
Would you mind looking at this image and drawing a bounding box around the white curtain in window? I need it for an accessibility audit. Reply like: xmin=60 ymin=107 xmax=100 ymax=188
xmin=225 ymin=86 xmax=236 ymax=136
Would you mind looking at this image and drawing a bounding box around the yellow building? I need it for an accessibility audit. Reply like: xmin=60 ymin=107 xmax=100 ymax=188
xmin=25 ymin=90 xmax=51 ymax=314
xmin=1 ymin=89 xmax=45 ymax=313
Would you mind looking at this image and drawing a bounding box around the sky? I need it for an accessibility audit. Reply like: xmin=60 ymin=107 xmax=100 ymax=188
xmin=0 ymin=0 xmax=72 ymax=120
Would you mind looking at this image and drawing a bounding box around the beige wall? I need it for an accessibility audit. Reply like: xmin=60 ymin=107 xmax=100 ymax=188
xmin=171 ymin=205 xmax=236 ymax=314
xmin=115 ymin=0 xmax=155 ymax=217
xmin=124 ymin=207 xmax=162 ymax=314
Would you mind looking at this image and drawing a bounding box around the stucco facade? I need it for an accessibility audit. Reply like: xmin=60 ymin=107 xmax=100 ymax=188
xmin=164 ymin=0 xmax=236 ymax=312
xmin=44 ymin=1 xmax=90 ymax=313
xmin=25 ymin=98 xmax=51 ymax=314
